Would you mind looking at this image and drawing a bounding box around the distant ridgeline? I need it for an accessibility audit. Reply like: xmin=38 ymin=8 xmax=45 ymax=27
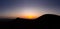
xmin=16 ymin=14 xmax=60 ymax=20
xmin=0 ymin=14 xmax=60 ymax=29
xmin=15 ymin=14 xmax=60 ymax=24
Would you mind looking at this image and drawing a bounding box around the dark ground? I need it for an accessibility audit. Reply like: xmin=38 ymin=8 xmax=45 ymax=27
xmin=0 ymin=14 xmax=60 ymax=29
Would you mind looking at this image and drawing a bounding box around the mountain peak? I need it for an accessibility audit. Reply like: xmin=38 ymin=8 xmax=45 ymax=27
xmin=37 ymin=14 xmax=60 ymax=18
xmin=36 ymin=14 xmax=60 ymax=22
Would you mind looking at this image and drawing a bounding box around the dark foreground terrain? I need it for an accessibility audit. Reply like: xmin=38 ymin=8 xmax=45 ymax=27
xmin=0 ymin=14 xmax=60 ymax=29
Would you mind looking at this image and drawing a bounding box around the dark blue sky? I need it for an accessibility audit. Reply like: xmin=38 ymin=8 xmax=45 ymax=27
xmin=0 ymin=0 xmax=60 ymax=18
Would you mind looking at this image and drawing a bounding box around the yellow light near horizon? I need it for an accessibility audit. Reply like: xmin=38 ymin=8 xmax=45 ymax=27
xmin=17 ymin=7 xmax=42 ymax=19
xmin=19 ymin=14 xmax=39 ymax=19
xmin=24 ymin=15 xmax=37 ymax=19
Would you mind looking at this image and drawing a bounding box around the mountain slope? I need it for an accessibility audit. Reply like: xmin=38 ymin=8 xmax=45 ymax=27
xmin=0 ymin=14 xmax=60 ymax=29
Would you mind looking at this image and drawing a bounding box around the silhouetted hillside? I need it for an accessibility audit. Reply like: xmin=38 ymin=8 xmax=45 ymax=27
xmin=0 ymin=14 xmax=60 ymax=29
xmin=36 ymin=14 xmax=60 ymax=29
xmin=36 ymin=14 xmax=60 ymax=23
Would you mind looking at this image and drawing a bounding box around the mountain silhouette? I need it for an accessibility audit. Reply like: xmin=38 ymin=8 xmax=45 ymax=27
xmin=14 ymin=14 xmax=60 ymax=24
xmin=37 ymin=14 xmax=60 ymax=24
xmin=10 ymin=14 xmax=60 ymax=29
xmin=0 ymin=14 xmax=60 ymax=29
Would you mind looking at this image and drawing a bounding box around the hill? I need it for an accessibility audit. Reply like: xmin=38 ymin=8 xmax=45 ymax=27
xmin=0 ymin=14 xmax=60 ymax=29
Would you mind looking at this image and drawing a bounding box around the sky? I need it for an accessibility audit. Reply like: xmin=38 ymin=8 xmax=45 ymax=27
xmin=0 ymin=0 xmax=60 ymax=19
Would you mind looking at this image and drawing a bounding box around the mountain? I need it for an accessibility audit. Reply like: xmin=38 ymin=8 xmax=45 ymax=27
xmin=36 ymin=14 xmax=60 ymax=29
xmin=10 ymin=14 xmax=60 ymax=29
xmin=0 ymin=14 xmax=60 ymax=29
xmin=37 ymin=14 xmax=60 ymax=24
xmin=13 ymin=14 xmax=60 ymax=24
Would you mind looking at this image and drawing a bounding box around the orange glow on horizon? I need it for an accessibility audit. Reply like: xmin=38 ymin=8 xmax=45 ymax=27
xmin=19 ymin=14 xmax=39 ymax=19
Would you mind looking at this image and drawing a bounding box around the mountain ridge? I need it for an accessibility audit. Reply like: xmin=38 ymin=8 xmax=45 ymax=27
xmin=0 ymin=14 xmax=60 ymax=29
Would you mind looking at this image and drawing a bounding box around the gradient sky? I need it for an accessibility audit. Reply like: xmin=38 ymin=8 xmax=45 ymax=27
xmin=0 ymin=0 xmax=60 ymax=19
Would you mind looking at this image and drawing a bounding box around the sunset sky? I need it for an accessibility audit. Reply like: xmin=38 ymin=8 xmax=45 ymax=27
xmin=0 ymin=0 xmax=60 ymax=19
